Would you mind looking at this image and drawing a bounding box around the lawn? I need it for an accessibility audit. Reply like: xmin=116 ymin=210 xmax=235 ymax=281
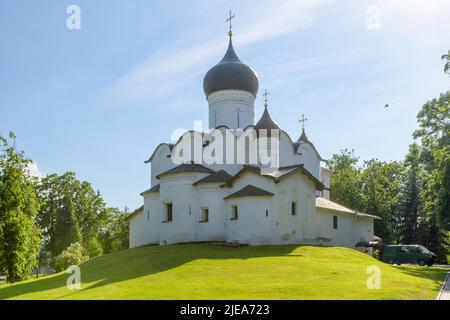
xmin=0 ymin=244 xmax=447 ymax=300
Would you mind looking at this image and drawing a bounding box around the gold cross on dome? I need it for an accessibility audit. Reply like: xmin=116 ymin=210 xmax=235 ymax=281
xmin=226 ymin=11 xmax=235 ymax=35
xmin=299 ymin=114 xmax=308 ymax=130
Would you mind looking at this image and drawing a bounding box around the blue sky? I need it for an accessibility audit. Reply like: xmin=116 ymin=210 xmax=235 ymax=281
xmin=1 ymin=0 xmax=449 ymax=210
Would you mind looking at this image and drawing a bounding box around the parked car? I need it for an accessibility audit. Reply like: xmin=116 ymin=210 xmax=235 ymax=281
xmin=381 ymin=244 xmax=436 ymax=266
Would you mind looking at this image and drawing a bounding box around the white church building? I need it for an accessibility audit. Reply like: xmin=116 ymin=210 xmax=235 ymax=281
xmin=127 ymin=25 xmax=380 ymax=249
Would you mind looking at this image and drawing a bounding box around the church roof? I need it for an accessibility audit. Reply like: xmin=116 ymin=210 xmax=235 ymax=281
xmin=294 ymin=129 xmax=323 ymax=161
xmin=224 ymin=184 xmax=273 ymax=200
xmin=203 ymin=36 xmax=259 ymax=97
xmin=145 ymin=143 xmax=174 ymax=164
xmin=315 ymin=197 xmax=381 ymax=220
xmin=140 ymin=184 xmax=160 ymax=195
xmin=224 ymin=164 xmax=324 ymax=190
xmin=156 ymin=163 xmax=215 ymax=179
xmin=255 ymin=105 xmax=280 ymax=131
xmin=193 ymin=170 xmax=232 ymax=186
xmin=125 ymin=205 xmax=144 ymax=221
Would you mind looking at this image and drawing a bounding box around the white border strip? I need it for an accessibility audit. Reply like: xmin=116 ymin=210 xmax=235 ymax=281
xmin=437 ymin=272 xmax=450 ymax=300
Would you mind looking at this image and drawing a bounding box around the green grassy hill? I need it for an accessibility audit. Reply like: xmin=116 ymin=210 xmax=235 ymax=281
xmin=0 ymin=244 xmax=447 ymax=300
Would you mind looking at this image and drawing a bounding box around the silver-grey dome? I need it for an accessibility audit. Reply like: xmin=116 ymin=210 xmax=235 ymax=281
xmin=255 ymin=105 xmax=280 ymax=131
xmin=203 ymin=37 xmax=259 ymax=97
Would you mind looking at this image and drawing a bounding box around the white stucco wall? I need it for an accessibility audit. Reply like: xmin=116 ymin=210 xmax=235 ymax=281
xmin=158 ymin=172 xmax=211 ymax=245
xmin=207 ymin=90 xmax=255 ymax=129
xmin=222 ymin=169 xmax=317 ymax=245
xmin=150 ymin=144 xmax=175 ymax=186
xmin=129 ymin=211 xmax=144 ymax=249
xmin=315 ymin=208 xmax=374 ymax=247
xmin=297 ymin=143 xmax=320 ymax=179
xmin=195 ymin=184 xmax=227 ymax=241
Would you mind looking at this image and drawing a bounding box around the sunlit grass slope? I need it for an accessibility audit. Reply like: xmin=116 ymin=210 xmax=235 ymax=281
xmin=0 ymin=244 xmax=447 ymax=300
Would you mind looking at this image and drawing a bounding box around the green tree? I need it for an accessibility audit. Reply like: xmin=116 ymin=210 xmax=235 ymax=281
xmin=37 ymin=172 xmax=108 ymax=259
xmin=53 ymin=195 xmax=82 ymax=256
xmin=397 ymin=144 xmax=424 ymax=243
xmin=442 ymin=50 xmax=450 ymax=76
xmin=101 ymin=208 xmax=129 ymax=253
xmin=0 ymin=133 xmax=41 ymax=283
xmin=360 ymin=160 xmax=403 ymax=243
xmin=328 ymin=149 xmax=363 ymax=211
xmin=413 ymin=90 xmax=450 ymax=261
xmin=53 ymin=242 xmax=89 ymax=272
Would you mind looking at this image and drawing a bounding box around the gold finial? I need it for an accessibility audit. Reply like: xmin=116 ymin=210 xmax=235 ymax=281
xmin=299 ymin=114 xmax=308 ymax=130
xmin=226 ymin=11 xmax=235 ymax=37
xmin=263 ymin=89 xmax=270 ymax=107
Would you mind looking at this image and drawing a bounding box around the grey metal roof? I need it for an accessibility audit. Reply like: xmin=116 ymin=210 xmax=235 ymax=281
xmin=297 ymin=128 xmax=310 ymax=143
xmin=315 ymin=197 xmax=381 ymax=220
xmin=156 ymin=163 xmax=215 ymax=179
xmin=224 ymin=184 xmax=274 ymax=200
xmin=224 ymin=164 xmax=324 ymax=191
xmin=140 ymin=184 xmax=160 ymax=195
xmin=255 ymin=105 xmax=280 ymax=131
xmin=203 ymin=36 xmax=259 ymax=97
xmin=193 ymin=170 xmax=232 ymax=186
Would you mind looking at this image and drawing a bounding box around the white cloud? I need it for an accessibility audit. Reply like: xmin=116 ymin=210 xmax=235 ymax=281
xmin=100 ymin=0 xmax=334 ymax=105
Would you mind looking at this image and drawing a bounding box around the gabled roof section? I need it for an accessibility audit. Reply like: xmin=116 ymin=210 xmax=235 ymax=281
xmin=145 ymin=143 xmax=174 ymax=164
xmin=140 ymin=184 xmax=160 ymax=196
xmin=223 ymin=165 xmax=261 ymax=187
xmin=224 ymin=164 xmax=324 ymax=191
xmin=156 ymin=163 xmax=215 ymax=180
xmin=262 ymin=165 xmax=324 ymax=190
xmin=295 ymin=129 xmax=323 ymax=161
xmin=224 ymin=185 xmax=273 ymax=200
xmin=124 ymin=205 xmax=144 ymax=221
xmin=193 ymin=170 xmax=232 ymax=186
xmin=315 ymin=197 xmax=381 ymax=220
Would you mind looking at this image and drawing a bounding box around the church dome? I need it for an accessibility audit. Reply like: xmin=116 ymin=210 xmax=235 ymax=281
xmin=255 ymin=105 xmax=280 ymax=131
xmin=203 ymin=36 xmax=259 ymax=97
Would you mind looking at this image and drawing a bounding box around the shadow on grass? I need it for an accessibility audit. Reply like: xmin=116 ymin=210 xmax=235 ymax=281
xmin=395 ymin=265 xmax=449 ymax=288
xmin=0 ymin=243 xmax=300 ymax=299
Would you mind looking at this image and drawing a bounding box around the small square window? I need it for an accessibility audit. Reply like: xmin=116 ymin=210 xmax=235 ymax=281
xmin=231 ymin=206 xmax=238 ymax=220
xmin=333 ymin=215 xmax=338 ymax=229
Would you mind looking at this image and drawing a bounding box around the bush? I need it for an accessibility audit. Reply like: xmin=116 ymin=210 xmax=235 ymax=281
xmin=54 ymin=242 xmax=89 ymax=272
xmin=84 ymin=238 xmax=103 ymax=258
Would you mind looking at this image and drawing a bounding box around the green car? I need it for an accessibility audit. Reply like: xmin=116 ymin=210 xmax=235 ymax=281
xmin=381 ymin=245 xmax=436 ymax=266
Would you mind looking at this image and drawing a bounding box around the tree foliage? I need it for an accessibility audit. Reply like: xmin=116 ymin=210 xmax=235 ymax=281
xmin=53 ymin=242 xmax=89 ymax=272
xmin=0 ymin=133 xmax=41 ymax=283
xmin=36 ymin=172 xmax=108 ymax=259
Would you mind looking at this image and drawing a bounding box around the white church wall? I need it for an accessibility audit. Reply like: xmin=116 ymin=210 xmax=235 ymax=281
xmin=315 ymin=208 xmax=352 ymax=247
xmin=207 ymin=90 xmax=255 ymax=129
xmin=150 ymin=144 xmax=175 ymax=186
xmin=159 ymin=172 xmax=209 ymax=245
xmin=297 ymin=143 xmax=320 ymax=179
xmin=195 ymin=184 xmax=227 ymax=241
xmin=279 ymin=133 xmax=301 ymax=167
xmin=142 ymin=194 xmax=161 ymax=245
xmin=225 ymin=197 xmax=274 ymax=245
xmin=272 ymin=172 xmax=317 ymax=244
xmin=351 ymin=217 xmax=374 ymax=245
xmin=317 ymin=167 xmax=332 ymax=199
xmin=129 ymin=211 xmax=144 ymax=249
